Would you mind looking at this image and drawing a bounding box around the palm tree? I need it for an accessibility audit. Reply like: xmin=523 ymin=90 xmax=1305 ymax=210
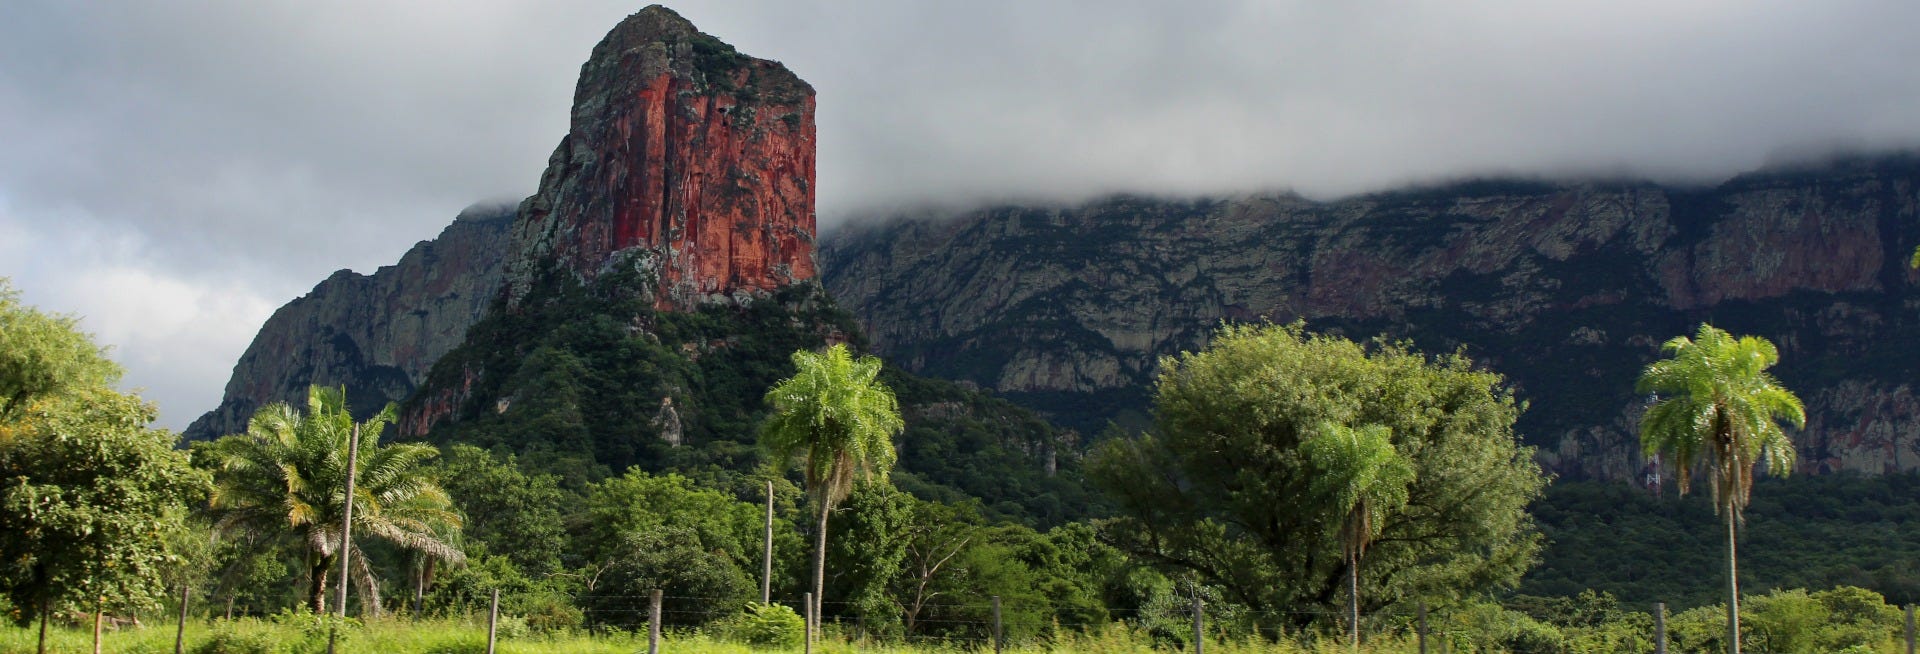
xmin=1303 ymin=422 xmax=1414 ymax=650
xmin=1637 ymin=324 xmax=1804 ymax=654
xmin=208 ymin=385 xmax=464 ymax=614
xmin=760 ymin=344 xmax=903 ymax=632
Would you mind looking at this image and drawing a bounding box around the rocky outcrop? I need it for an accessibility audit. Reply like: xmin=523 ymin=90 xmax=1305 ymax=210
xmin=199 ymin=7 xmax=822 ymax=441
xmin=821 ymin=154 xmax=1920 ymax=479
xmin=185 ymin=205 xmax=514 ymax=440
xmin=396 ymin=5 xmax=820 ymax=437
xmin=506 ymin=4 xmax=816 ymax=310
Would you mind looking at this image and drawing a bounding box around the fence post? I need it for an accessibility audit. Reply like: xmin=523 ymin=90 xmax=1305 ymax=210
xmin=992 ymin=595 xmax=1004 ymax=654
xmin=648 ymin=589 xmax=662 ymax=654
xmin=763 ymin=480 xmax=774 ymax=604
xmin=485 ymin=588 xmax=499 ymax=654
xmin=1192 ymin=595 xmax=1204 ymax=654
xmin=804 ymin=592 xmax=814 ymax=654
xmin=327 ymin=424 xmax=362 ymax=654
xmin=1654 ymin=602 xmax=1667 ymax=654
xmin=175 ymin=585 xmax=191 ymax=654
xmin=1417 ymin=601 xmax=1427 ymax=654
xmin=1905 ymin=604 xmax=1915 ymax=654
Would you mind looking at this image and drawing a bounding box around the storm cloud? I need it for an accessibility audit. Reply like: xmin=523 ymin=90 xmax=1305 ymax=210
xmin=3 ymin=0 xmax=1919 ymax=428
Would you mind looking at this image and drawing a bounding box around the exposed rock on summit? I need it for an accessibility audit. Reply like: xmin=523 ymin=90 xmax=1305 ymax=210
xmin=507 ymin=5 xmax=817 ymax=309
xmin=197 ymin=6 xmax=824 ymax=442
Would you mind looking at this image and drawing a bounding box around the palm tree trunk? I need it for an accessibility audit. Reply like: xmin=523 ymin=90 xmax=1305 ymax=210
xmin=309 ymin=558 xmax=330 ymax=614
xmin=1348 ymin=551 xmax=1360 ymax=651
xmin=1727 ymin=507 xmax=1741 ymax=654
xmin=813 ymin=499 xmax=830 ymax=637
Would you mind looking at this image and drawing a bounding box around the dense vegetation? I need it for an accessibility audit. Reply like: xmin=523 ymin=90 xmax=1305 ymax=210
xmin=6 ymin=274 xmax=1920 ymax=652
xmin=404 ymin=262 xmax=1089 ymax=525
xmin=1526 ymin=475 xmax=1920 ymax=607
xmin=1090 ymin=324 xmax=1547 ymax=631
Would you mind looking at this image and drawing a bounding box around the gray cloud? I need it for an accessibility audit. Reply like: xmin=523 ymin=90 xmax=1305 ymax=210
xmin=3 ymin=0 xmax=1919 ymax=428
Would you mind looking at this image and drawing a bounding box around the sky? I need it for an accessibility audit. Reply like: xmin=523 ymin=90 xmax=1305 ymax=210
xmin=3 ymin=1 xmax=1920 ymax=431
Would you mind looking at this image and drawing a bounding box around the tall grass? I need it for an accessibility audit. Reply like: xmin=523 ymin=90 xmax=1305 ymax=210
xmin=0 ymin=617 xmax=1425 ymax=654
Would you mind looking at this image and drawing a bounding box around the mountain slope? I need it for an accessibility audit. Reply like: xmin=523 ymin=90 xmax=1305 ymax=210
xmin=820 ymin=155 xmax=1920 ymax=479
xmin=185 ymin=204 xmax=513 ymax=440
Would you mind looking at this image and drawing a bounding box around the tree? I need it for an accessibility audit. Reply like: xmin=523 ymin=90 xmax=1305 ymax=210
xmin=760 ymin=344 xmax=903 ymax=628
xmin=0 ymin=280 xmax=119 ymax=423
xmin=1636 ymin=323 xmax=1804 ymax=654
xmin=433 ymin=444 xmax=569 ymax=577
xmin=1088 ymin=323 xmax=1545 ymax=629
xmin=0 ymin=280 xmax=207 ymax=654
xmin=207 ymin=386 xmax=464 ymax=614
xmin=1302 ymin=422 xmax=1414 ymax=648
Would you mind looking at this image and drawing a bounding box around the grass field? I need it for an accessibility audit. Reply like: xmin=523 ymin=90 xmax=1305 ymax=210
xmin=0 ymin=617 xmax=1421 ymax=654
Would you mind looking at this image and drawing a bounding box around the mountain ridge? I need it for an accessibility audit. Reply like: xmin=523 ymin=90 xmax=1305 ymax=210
xmin=820 ymin=153 xmax=1920 ymax=480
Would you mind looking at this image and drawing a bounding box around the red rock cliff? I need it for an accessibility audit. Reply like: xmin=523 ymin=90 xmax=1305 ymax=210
xmin=508 ymin=5 xmax=817 ymax=309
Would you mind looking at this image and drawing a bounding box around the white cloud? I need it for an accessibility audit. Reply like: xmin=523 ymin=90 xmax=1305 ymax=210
xmin=4 ymin=0 xmax=1920 ymax=424
xmin=0 ymin=202 xmax=277 ymax=431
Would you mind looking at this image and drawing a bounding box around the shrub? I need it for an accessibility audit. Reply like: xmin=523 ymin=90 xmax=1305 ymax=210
xmin=721 ymin=602 xmax=805 ymax=648
xmin=191 ymin=629 xmax=282 ymax=654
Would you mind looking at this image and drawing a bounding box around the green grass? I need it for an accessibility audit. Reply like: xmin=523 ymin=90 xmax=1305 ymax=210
xmin=0 ymin=617 xmax=1425 ymax=654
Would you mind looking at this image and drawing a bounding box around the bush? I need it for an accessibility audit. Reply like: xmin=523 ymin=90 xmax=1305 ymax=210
xmin=1439 ymin=601 xmax=1563 ymax=654
xmin=721 ymin=602 xmax=805 ymax=648
xmin=515 ymin=592 xmax=584 ymax=634
xmin=191 ymin=629 xmax=282 ymax=654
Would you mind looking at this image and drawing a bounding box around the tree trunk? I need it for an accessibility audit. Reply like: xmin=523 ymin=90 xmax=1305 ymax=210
xmin=309 ymin=558 xmax=330 ymax=614
xmin=1348 ymin=551 xmax=1360 ymax=651
xmin=1727 ymin=507 xmax=1741 ymax=654
xmin=37 ymin=595 xmax=49 ymax=654
xmin=92 ymin=596 xmax=103 ymax=654
xmin=813 ymin=499 xmax=831 ymax=635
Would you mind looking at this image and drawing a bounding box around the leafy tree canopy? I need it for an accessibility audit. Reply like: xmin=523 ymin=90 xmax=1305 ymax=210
xmin=1088 ymin=322 xmax=1546 ymax=626
xmin=0 ymin=279 xmax=207 ymax=626
xmin=0 ymin=280 xmax=120 ymax=422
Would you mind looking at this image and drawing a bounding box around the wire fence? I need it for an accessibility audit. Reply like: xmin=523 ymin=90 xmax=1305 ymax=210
xmin=144 ymin=585 xmax=1920 ymax=653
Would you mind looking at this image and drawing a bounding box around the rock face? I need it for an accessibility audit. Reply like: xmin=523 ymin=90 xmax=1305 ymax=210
xmin=197 ymin=6 xmax=820 ymax=440
xmin=820 ymin=154 xmax=1920 ymax=480
xmin=507 ymin=5 xmax=816 ymax=309
xmin=184 ymin=205 xmax=514 ymax=440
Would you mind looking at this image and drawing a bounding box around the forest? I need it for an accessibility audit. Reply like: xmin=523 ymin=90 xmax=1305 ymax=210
xmin=3 ymin=275 xmax=1917 ymax=654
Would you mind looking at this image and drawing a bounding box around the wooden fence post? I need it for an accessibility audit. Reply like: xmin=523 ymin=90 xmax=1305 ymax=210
xmin=327 ymin=425 xmax=361 ymax=654
xmin=648 ymin=589 xmax=663 ymax=654
xmin=1652 ymin=602 xmax=1667 ymax=654
xmin=1417 ymin=602 xmax=1427 ymax=654
xmin=485 ymin=588 xmax=499 ymax=654
xmin=1905 ymin=604 xmax=1915 ymax=654
xmin=763 ymin=480 xmax=774 ymax=604
xmin=175 ymin=585 xmax=191 ymax=654
xmin=992 ymin=595 xmax=1004 ymax=654
xmin=804 ymin=592 xmax=814 ymax=654
xmin=1191 ymin=595 xmax=1204 ymax=654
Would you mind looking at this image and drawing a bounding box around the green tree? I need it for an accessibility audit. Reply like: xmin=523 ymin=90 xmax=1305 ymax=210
xmin=207 ymin=386 xmax=464 ymax=614
xmin=1302 ymin=422 xmax=1414 ymax=648
xmin=1089 ymin=323 xmax=1545 ymax=629
xmin=433 ymin=444 xmax=569 ymax=577
xmin=0 ymin=280 xmax=208 ymax=654
xmin=0 ymin=280 xmax=119 ymax=422
xmin=760 ymin=344 xmax=904 ymax=625
xmin=1637 ymin=323 xmax=1805 ymax=654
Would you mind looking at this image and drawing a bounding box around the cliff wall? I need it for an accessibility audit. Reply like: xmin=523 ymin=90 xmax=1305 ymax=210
xmin=820 ymin=155 xmax=1920 ymax=479
xmin=184 ymin=205 xmax=513 ymax=439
